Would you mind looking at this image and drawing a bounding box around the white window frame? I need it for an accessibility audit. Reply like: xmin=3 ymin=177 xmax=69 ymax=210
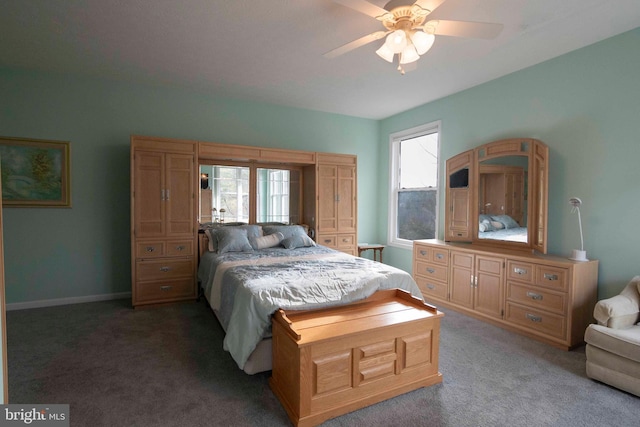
xmin=387 ymin=121 xmax=441 ymax=250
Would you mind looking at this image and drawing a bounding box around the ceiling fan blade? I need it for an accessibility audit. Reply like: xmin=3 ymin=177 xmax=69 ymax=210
xmin=426 ymin=19 xmax=503 ymax=39
xmin=333 ymin=0 xmax=389 ymax=19
xmin=413 ymin=0 xmax=447 ymax=14
xmin=324 ymin=31 xmax=388 ymax=59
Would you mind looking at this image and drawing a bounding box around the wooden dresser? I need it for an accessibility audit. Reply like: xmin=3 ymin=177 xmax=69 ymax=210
xmin=130 ymin=136 xmax=198 ymax=307
xmin=413 ymin=239 xmax=598 ymax=350
xmin=309 ymin=153 xmax=358 ymax=256
xmin=270 ymin=289 xmax=443 ymax=427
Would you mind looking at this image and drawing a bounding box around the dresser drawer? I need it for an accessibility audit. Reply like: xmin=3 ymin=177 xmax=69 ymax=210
xmin=414 ymin=261 xmax=448 ymax=282
xmin=136 ymin=241 xmax=165 ymax=258
xmin=317 ymin=234 xmax=337 ymax=248
xmin=135 ymin=278 xmax=196 ymax=303
xmin=505 ymin=302 xmax=566 ymax=340
xmin=414 ymin=245 xmax=449 ymax=266
xmin=507 ymin=282 xmax=566 ymax=315
xmin=535 ymin=265 xmax=568 ymax=291
xmin=136 ymin=258 xmax=194 ymax=281
xmin=337 ymin=234 xmax=356 ymax=249
xmin=165 ymin=240 xmax=194 ymax=257
xmin=506 ymin=261 xmax=534 ymax=284
xmin=415 ymin=276 xmax=448 ymax=300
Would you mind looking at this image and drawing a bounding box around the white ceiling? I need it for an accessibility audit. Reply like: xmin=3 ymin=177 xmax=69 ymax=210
xmin=1 ymin=0 xmax=640 ymax=120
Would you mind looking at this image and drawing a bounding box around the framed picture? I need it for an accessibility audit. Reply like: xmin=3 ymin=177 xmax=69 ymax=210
xmin=0 ymin=136 xmax=71 ymax=208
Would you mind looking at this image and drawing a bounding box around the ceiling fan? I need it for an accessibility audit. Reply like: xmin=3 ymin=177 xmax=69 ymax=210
xmin=325 ymin=0 xmax=503 ymax=74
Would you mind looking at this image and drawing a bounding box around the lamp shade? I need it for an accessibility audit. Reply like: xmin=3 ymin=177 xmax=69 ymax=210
xmin=385 ymin=30 xmax=407 ymax=54
xmin=376 ymin=43 xmax=395 ymax=62
xmin=410 ymin=31 xmax=435 ymax=55
xmin=399 ymin=44 xmax=419 ymax=64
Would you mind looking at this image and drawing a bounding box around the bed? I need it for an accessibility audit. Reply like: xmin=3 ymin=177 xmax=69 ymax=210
xmin=477 ymin=214 xmax=528 ymax=242
xmin=197 ymin=223 xmax=422 ymax=374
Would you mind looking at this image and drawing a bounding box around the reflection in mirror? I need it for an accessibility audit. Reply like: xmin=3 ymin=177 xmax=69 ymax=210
xmin=477 ymin=155 xmax=528 ymax=243
xmin=199 ymin=165 xmax=249 ymax=223
xmin=257 ymin=168 xmax=301 ymax=224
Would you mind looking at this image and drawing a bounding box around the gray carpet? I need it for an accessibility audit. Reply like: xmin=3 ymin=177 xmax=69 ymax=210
xmin=7 ymin=298 xmax=639 ymax=426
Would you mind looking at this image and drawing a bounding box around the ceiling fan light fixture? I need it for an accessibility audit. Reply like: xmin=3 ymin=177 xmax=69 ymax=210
xmin=399 ymin=44 xmax=419 ymax=64
xmin=411 ymin=30 xmax=435 ymax=55
xmin=385 ymin=29 xmax=407 ymax=53
xmin=375 ymin=43 xmax=395 ymax=62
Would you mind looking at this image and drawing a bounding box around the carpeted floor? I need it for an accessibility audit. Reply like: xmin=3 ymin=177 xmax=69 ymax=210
xmin=7 ymin=298 xmax=639 ymax=426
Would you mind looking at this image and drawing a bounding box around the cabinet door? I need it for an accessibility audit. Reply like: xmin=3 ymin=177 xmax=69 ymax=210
xmin=133 ymin=151 xmax=165 ymax=237
xmin=317 ymin=164 xmax=338 ymax=233
xmin=337 ymin=165 xmax=356 ymax=232
xmin=505 ymin=171 xmax=524 ymax=225
xmin=474 ymin=256 xmax=504 ymax=319
xmin=445 ymin=150 xmax=473 ymax=242
xmin=449 ymin=252 xmax=474 ymax=308
xmin=448 ymin=188 xmax=470 ymax=240
xmin=165 ymin=153 xmax=194 ymax=237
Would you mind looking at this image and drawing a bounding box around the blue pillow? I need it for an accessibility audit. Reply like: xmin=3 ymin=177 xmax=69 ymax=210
xmin=491 ymin=215 xmax=520 ymax=229
xmin=216 ymin=227 xmax=253 ymax=253
xmin=281 ymin=234 xmax=316 ymax=249
xmin=262 ymin=225 xmax=307 ymax=240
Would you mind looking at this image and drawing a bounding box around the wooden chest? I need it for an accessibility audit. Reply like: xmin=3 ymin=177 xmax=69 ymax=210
xmin=269 ymin=289 xmax=443 ymax=427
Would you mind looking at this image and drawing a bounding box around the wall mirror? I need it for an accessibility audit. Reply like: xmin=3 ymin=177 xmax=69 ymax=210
xmin=445 ymin=138 xmax=548 ymax=253
xmin=199 ymin=163 xmax=302 ymax=225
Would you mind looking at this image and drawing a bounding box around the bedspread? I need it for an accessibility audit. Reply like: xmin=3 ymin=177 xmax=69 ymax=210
xmin=197 ymin=246 xmax=422 ymax=370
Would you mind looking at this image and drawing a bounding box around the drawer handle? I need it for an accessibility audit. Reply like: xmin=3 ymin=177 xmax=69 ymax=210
xmin=342 ymin=238 xmax=349 ymax=243
xmin=543 ymin=273 xmax=558 ymax=281
xmin=526 ymin=292 xmax=543 ymax=301
xmin=426 ymin=283 xmax=435 ymax=290
xmin=160 ymin=285 xmax=173 ymax=291
xmin=145 ymin=246 xmax=155 ymax=252
xmin=324 ymin=239 xmax=332 ymax=244
xmin=426 ymin=267 xmax=435 ymax=274
xmin=159 ymin=266 xmax=171 ymax=272
xmin=526 ymin=313 xmax=542 ymax=323
xmin=513 ymin=267 xmax=528 ymax=275
xmin=176 ymin=245 xmax=185 ymax=251
xmin=436 ymin=253 xmax=444 ymax=259
xmin=420 ymin=250 xmax=427 ymax=256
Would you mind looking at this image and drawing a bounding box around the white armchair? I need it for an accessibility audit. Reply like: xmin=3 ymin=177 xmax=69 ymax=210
xmin=584 ymin=276 xmax=640 ymax=396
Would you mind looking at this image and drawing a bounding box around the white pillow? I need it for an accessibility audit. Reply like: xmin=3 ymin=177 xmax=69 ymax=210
xmin=251 ymin=232 xmax=284 ymax=250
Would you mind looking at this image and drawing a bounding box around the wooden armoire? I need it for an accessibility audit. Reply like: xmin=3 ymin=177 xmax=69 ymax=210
xmin=130 ymin=136 xmax=198 ymax=307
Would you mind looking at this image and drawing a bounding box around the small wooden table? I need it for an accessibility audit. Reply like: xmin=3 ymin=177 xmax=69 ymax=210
xmin=358 ymin=244 xmax=385 ymax=263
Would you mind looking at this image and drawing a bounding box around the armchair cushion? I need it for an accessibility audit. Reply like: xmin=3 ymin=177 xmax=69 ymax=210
xmin=593 ymin=276 xmax=640 ymax=329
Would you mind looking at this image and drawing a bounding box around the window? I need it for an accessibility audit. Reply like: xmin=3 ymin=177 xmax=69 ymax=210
xmin=257 ymin=168 xmax=290 ymax=223
xmin=202 ymin=165 xmax=250 ymax=223
xmin=388 ymin=121 xmax=440 ymax=249
xmin=199 ymin=163 xmax=301 ymax=225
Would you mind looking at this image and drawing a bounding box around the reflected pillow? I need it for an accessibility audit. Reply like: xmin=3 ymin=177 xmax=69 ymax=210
xmin=479 ymin=218 xmax=495 ymax=232
xmin=216 ymin=227 xmax=253 ymax=254
xmin=491 ymin=215 xmax=520 ymax=229
xmin=490 ymin=221 xmax=505 ymax=230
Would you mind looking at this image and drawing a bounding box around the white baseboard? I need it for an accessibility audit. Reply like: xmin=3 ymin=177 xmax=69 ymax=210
xmin=6 ymin=292 xmax=132 ymax=311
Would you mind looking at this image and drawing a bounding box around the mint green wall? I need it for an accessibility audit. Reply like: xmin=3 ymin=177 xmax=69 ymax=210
xmin=2 ymin=27 xmax=639 ymax=304
xmin=378 ymin=28 xmax=640 ymax=299
xmin=0 ymin=69 xmax=378 ymax=304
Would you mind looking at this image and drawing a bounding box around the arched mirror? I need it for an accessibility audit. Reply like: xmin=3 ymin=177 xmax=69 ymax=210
xmin=444 ymin=138 xmax=548 ymax=253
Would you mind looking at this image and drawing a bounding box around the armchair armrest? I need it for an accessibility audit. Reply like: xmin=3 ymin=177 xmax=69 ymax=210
xmin=593 ymin=278 xmax=640 ymax=329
